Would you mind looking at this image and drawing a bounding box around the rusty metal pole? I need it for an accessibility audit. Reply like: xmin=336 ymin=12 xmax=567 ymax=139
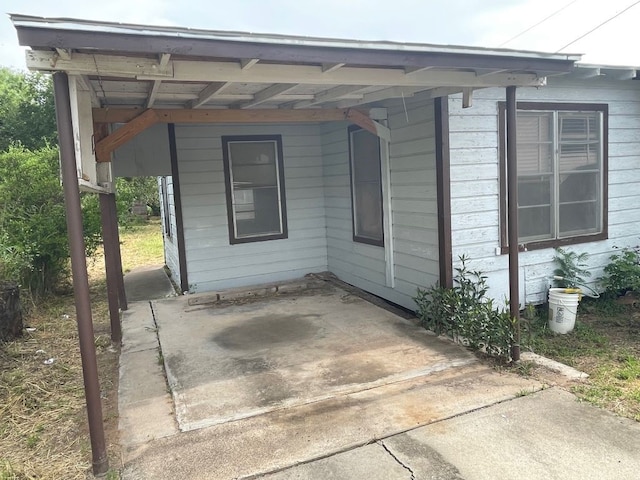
xmin=506 ymin=86 xmax=521 ymax=362
xmin=99 ymin=194 xmax=122 ymax=343
xmin=108 ymin=193 xmax=128 ymax=311
xmin=52 ymin=72 xmax=109 ymax=475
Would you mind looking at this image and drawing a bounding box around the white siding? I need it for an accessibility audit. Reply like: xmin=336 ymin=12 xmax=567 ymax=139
xmin=175 ymin=123 xmax=328 ymax=292
xmin=159 ymin=175 xmax=181 ymax=287
xmin=449 ymin=77 xmax=640 ymax=305
xmin=113 ymin=123 xmax=171 ymax=177
xmin=322 ymin=95 xmax=439 ymax=310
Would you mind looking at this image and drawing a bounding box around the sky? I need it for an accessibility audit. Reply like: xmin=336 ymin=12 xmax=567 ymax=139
xmin=0 ymin=0 xmax=639 ymax=69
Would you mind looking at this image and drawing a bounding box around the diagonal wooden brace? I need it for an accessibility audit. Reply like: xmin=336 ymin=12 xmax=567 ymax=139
xmin=94 ymin=108 xmax=159 ymax=162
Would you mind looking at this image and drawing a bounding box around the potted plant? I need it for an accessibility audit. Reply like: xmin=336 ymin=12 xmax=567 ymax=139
xmin=548 ymin=248 xmax=591 ymax=334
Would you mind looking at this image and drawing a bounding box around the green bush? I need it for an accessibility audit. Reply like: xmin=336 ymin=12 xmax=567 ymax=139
xmin=600 ymin=247 xmax=640 ymax=298
xmin=0 ymin=147 xmax=102 ymax=295
xmin=414 ymin=256 xmax=515 ymax=362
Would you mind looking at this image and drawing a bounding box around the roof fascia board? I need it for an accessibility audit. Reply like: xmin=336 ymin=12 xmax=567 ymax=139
xmin=15 ymin=25 xmax=578 ymax=74
xmin=26 ymin=50 xmax=548 ymax=88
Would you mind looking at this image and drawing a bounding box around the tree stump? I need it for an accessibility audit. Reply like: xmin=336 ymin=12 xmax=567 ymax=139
xmin=0 ymin=282 xmax=23 ymax=342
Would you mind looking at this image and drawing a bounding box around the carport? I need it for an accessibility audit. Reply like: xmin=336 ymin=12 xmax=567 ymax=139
xmin=10 ymin=14 xmax=579 ymax=474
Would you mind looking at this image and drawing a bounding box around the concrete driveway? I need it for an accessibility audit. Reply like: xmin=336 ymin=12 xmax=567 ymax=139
xmin=117 ymin=274 xmax=640 ymax=479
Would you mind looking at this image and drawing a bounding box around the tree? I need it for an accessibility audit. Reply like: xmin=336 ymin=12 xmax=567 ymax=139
xmin=0 ymin=68 xmax=57 ymax=151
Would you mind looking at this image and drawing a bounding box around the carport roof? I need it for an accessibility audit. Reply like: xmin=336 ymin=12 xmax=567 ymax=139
xmin=12 ymin=14 xmax=581 ymax=110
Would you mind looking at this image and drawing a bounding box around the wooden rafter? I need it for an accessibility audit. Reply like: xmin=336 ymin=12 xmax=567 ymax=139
xmin=322 ymin=63 xmax=345 ymax=73
xmin=241 ymin=58 xmax=259 ymax=70
xmin=239 ymin=83 xmax=297 ymax=109
xmin=293 ymin=85 xmax=365 ymax=109
xmin=76 ymin=75 xmax=100 ymax=107
xmin=92 ymin=107 xmax=390 ymax=161
xmin=146 ymin=80 xmax=162 ymax=108
xmin=159 ymin=53 xmax=171 ymax=68
xmin=56 ymin=48 xmax=72 ymax=60
xmin=188 ymin=82 xmax=231 ymax=108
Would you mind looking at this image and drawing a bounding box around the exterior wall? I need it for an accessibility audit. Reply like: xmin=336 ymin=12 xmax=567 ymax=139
xmin=159 ymin=175 xmax=181 ymax=286
xmin=174 ymin=123 xmax=328 ymax=292
xmin=113 ymin=123 xmax=171 ymax=177
xmin=448 ymin=77 xmax=640 ymax=305
xmin=322 ymin=95 xmax=440 ymax=310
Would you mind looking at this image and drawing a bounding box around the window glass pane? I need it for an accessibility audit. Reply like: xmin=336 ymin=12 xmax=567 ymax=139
xmin=559 ymin=112 xmax=600 ymax=172
xmin=352 ymin=130 xmax=381 ymax=183
xmin=559 ymin=202 xmax=599 ymax=237
xmin=518 ymin=176 xmax=552 ymax=207
xmin=519 ymin=206 xmax=553 ymax=241
xmin=355 ymin=183 xmax=383 ymax=240
xmin=230 ymin=142 xmax=277 ymax=186
xmin=559 ymin=172 xmax=598 ymax=203
xmin=235 ymin=187 xmax=281 ymax=237
xmin=225 ymin=138 xmax=284 ymax=240
xmin=350 ymin=128 xmax=383 ymax=243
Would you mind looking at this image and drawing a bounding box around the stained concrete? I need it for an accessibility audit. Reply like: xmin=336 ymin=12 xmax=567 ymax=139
xmin=152 ymin=288 xmax=487 ymax=431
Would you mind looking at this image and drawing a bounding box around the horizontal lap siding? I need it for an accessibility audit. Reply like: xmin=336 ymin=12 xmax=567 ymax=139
xmin=175 ymin=123 xmax=328 ymax=293
xmin=322 ymin=96 xmax=439 ymax=310
xmin=448 ymin=78 xmax=640 ymax=304
xmin=159 ymin=175 xmax=181 ymax=286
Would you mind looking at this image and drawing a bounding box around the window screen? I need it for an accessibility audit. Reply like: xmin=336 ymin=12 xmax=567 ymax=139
xmin=222 ymin=136 xmax=287 ymax=244
xmin=349 ymin=126 xmax=384 ymax=246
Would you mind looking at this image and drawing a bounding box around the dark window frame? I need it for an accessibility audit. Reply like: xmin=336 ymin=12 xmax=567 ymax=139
xmin=347 ymin=124 xmax=385 ymax=247
xmin=221 ymin=134 xmax=288 ymax=245
xmin=160 ymin=176 xmax=172 ymax=239
xmin=498 ymin=101 xmax=608 ymax=253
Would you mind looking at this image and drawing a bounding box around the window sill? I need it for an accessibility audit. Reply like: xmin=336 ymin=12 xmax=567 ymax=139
xmin=500 ymin=230 xmax=607 ymax=254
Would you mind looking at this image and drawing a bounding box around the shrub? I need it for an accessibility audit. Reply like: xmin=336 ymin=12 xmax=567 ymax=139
xmin=0 ymin=147 xmax=102 ymax=296
xmin=414 ymin=256 xmax=515 ymax=362
xmin=600 ymin=247 xmax=640 ymax=298
xmin=552 ymin=247 xmax=591 ymax=289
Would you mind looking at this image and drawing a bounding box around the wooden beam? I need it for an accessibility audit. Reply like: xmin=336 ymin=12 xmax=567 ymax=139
xmin=345 ymin=109 xmax=391 ymax=141
xmin=94 ymin=109 xmax=159 ymax=162
xmin=322 ymin=63 xmax=345 ymax=73
xmin=56 ymin=48 xmax=72 ymax=60
xmin=293 ymin=85 xmax=366 ymax=109
xmin=462 ymin=87 xmax=473 ymax=108
xmin=93 ymin=107 xmax=363 ymax=124
xmin=146 ymin=80 xmax=162 ymax=108
xmin=240 ymin=58 xmax=259 ymax=70
xmin=27 ymin=51 xmax=547 ymax=88
xmin=188 ymin=82 xmax=231 ymax=108
xmin=76 ymin=75 xmax=100 ymax=107
xmin=239 ymin=83 xmax=297 ymax=109
xmin=159 ymin=53 xmax=171 ymax=68
xmin=405 ymin=66 xmax=434 ymax=75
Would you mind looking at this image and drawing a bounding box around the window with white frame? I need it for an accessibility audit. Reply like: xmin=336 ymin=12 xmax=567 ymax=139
xmin=222 ymin=135 xmax=287 ymax=244
xmin=500 ymin=103 xmax=608 ymax=249
xmin=349 ymin=125 xmax=384 ymax=246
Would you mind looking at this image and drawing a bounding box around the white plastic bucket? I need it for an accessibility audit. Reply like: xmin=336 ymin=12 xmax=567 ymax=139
xmin=548 ymin=288 xmax=581 ymax=334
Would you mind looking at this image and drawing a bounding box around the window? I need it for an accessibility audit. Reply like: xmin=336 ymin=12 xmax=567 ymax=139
xmin=222 ymin=135 xmax=287 ymax=244
xmin=348 ymin=125 xmax=384 ymax=246
xmin=499 ymin=102 xmax=608 ymax=250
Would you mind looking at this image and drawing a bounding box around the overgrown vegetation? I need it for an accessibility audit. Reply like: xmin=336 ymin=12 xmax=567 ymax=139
xmin=414 ymin=255 xmax=515 ymax=362
xmin=0 ymin=221 xmax=164 ymax=479
xmin=600 ymin=246 xmax=640 ymax=298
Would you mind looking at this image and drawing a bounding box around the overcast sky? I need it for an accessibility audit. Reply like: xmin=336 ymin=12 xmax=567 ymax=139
xmin=1 ymin=0 xmax=639 ymax=69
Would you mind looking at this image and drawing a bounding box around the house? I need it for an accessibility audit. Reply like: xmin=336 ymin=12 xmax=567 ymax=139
xmin=12 ymin=16 xmax=639 ymax=314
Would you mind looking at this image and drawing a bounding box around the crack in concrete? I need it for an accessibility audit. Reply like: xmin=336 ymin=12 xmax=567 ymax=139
xmin=378 ymin=440 xmax=415 ymax=480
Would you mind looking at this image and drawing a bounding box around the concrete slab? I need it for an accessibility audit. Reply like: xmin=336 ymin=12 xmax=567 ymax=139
xmin=124 ymin=264 xmax=176 ymax=302
xmin=152 ymin=288 xmax=481 ymax=432
xmin=384 ymin=387 xmax=640 ymax=480
xmin=259 ymin=443 xmax=410 ymax=480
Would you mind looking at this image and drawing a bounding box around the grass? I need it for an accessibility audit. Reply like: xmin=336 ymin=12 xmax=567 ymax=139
xmin=0 ymin=218 xmax=164 ymax=479
xmin=526 ymin=300 xmax=640 ymax=421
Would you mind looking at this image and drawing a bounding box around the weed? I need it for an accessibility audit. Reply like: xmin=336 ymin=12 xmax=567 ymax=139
xmin=600 ymin=246 xmax=640 ymax=298
xmin=553 ymin=248 xmax=591 ymax=289
xmin=415 ymin=255 xmax=515 ymax=362
xmin=515 ymin=388 xmax=535 ymax=397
